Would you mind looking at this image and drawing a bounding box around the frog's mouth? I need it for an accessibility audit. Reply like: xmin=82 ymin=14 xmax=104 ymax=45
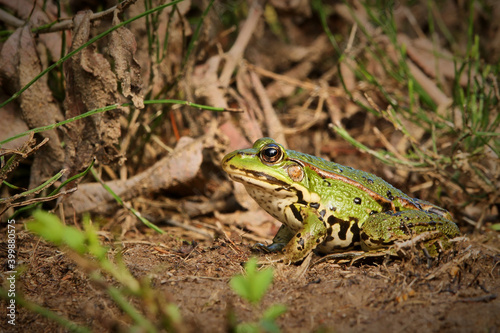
xmin=226 ymin=167 xmax=290 ymax=190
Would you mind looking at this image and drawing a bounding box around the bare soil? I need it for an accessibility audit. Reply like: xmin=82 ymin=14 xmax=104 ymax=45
xmin=2 ymin=224 xmax=499 ymax=332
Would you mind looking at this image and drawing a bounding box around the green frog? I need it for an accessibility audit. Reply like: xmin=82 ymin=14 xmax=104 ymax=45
xmin=221 ymin=138 xmax=460 ymax=263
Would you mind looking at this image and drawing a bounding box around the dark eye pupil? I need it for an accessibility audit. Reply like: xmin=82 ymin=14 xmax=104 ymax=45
xmin=265 ymin=147 xmax=278 ymax=157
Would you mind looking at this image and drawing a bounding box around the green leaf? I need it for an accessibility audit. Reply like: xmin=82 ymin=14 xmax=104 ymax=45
xmin=28 ymin=210 xmax=66 ymax=245
xmin=260 ymin=304 xmax=287 ymax=333
xmin=83 ymin=216 xmax=108 ymax=259
xmin=259 ymin=319 xmax=281 ymax=333
xmin=229 ymin=258 xmax=274 ymax=304
xmin=235 ymin=322 xmax=260 ymax=333
xmin=230 ymin=275 xmax=250 ymax=300
xmin=251 ymin=268 xmax=273 ymax=303
xmin=165 ymin=304 xmax=182 ymax=324
xmin=61 ymin=226 xmax=87 ymax=254
xmin=29 ymin=211 xmax=86 ymax=254
xmin=262 ymin=304 xmax=287 ymax=320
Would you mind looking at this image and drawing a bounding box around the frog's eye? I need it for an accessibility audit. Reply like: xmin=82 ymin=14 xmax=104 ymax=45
xmin=260 ymin=143 xmax=283 ymax=164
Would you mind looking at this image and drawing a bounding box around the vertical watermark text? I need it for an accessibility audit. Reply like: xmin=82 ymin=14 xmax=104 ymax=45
xmin=6 ymin=219 xmax=17 ymax=326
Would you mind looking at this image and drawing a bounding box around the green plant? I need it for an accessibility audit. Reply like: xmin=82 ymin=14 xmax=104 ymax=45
xmin=229 ymin=258 xmax=287 ymax=333
xmin=0 ymin=211 xmax=184 ymax=332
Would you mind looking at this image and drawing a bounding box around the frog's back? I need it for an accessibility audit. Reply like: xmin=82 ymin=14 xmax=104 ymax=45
xmin=287 ymin=149 xmax=411 ymax=201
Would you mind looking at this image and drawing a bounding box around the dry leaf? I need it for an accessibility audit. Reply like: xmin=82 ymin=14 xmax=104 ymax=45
xmin=0 ymin=98 xmax=29 ymax=149
xmin=0 ymin=0 xmax=63 ymax=60
xmin=265 ymin=35 xmax=333 ymax=103
xmin=0 ymin=26 xmax=65 ymax=188
xmin=108 ymin=12 xmax=144 ymax=109
xmin=63 ymin=10 xmax=121 ymax=179
xmin=218 ymin=121 xmax=251 ymax=152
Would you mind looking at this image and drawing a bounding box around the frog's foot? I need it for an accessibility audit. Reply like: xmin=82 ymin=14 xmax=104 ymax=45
xmin=251 ymin=224 xmax=295 ymax=253
xmin=252 ymin=244 xmax=316 ymax=266
xmin=254 ymin=248 xmax=312 ymax=267
xmin=253 ymin=209 xmax=327 ymax=264
xmin=251 ymin=242 xmax=284 ymax=253
xmin=313 ymin=250 xmax=366 ymax=265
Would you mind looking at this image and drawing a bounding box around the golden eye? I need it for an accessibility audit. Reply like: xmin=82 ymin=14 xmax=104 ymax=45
xmin=260 ymin=143 xmax=283 ymax=164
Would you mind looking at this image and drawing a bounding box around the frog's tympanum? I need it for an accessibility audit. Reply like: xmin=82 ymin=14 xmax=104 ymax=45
xmin=222 ymin=138 xmax=460 ymax=263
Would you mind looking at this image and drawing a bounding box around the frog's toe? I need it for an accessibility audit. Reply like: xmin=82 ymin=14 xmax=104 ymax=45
xmin=251 ymin=242 xmax=285 ymax=253
xmin=251 ymin=243 xmax=270 ymax=253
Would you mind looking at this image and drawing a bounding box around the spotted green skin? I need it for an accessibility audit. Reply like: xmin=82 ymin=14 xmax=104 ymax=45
xmin=222 ymin=138 xmax=460 ymax=263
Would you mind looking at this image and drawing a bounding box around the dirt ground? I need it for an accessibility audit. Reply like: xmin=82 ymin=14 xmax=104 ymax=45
xmin=2 ymin=224 xmax=499 ymax=332
xmin=1 ymin=0 xmax=499 ymax=332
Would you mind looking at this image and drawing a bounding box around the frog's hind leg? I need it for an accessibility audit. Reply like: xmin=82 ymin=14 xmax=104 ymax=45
xmin=359 ymin=210 xmax=460 ymax=256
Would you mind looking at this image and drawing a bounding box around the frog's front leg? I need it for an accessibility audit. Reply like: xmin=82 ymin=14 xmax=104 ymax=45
xmin=282 ymin=206 xmax=327 ymax=263
xmin=360 ymin=210 xmax=460 ymax=256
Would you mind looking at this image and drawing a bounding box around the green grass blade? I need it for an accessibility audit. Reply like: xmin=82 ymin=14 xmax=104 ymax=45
xmin=90 ymin=168 xmax=164 ymax=234
xmin=0 ymin=100 xmax=241 ymax=147
xmin=8 ymin=160 xmax=95 ymax=219
xmin=0 ymin=169 xmax=65 ymax=204
xmin=107 ymin=286 xmax=157 ymax=333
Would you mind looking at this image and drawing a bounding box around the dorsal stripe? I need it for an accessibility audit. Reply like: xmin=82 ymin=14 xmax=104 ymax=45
xmin=289 ymin=158 xmax=420 ymax=211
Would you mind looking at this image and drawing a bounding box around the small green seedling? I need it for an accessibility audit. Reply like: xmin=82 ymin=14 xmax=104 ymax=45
xmin=229 ymin=258 xmax=287 ymax=333
xmin=230 ymin=258 xmax=274 ymax=304
xmin=28 ymin=210 xmax=105 ymax=258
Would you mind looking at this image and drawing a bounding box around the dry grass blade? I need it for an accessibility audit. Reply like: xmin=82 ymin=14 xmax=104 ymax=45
xmin=0 ymin=188 xmax=77 ymax=217
xmin=0 ymin=135 xmax=47 ymax=183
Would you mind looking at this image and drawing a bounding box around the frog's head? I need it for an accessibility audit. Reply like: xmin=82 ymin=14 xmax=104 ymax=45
xmin=222 ymin=138 xmax=313 ymax=201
